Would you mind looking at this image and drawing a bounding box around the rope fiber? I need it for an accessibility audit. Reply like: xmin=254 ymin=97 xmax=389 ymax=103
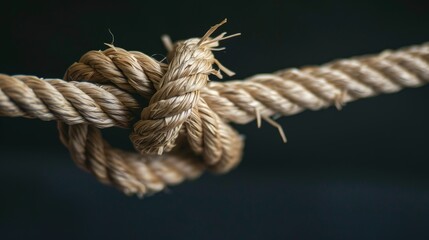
xmin=1 ymin=19 xmax=428 ymax=197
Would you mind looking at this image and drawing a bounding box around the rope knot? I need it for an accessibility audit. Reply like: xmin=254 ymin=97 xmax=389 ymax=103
xmin=130 ymin=19 xmax=244 ymax=172
xmin=7 ymin=20 xmax=426 ymax=197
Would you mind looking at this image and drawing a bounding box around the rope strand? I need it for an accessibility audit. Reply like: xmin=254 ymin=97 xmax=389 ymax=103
xmin=0 ymin=74 xmax=140 ymax=128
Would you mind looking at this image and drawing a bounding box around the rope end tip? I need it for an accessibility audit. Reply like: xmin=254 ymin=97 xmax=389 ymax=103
xmin=161 ymin=35 xmax=174 ymax=52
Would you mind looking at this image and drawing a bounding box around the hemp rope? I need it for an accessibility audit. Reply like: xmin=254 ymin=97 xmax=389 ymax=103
xmin=1 ymin=20 xmax=428 ymax=197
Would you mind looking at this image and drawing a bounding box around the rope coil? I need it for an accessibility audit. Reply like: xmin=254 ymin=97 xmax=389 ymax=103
xmin=1 ymin=20 xmax=428 ymax=197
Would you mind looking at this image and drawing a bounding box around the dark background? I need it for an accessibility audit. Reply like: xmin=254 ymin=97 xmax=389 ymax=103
xmin=1 ymin=0 xmax=429 ymax=239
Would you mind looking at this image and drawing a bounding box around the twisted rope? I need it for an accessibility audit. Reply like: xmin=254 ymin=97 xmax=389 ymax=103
xmin=1 ymin=20 xmax=428 ymax=197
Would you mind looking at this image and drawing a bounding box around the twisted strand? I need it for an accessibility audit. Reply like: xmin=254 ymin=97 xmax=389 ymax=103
xmin=206 ymin=43 xmax=429 ymax=123
xmin=65 ymin=47 xmax=165 ymax=98
xmin=130 ymin=38 xmax=214 ymax=155
xmin=0 ymin=74 xmax=140 ymax=128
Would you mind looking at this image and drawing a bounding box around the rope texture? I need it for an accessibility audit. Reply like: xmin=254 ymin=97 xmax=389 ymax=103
xmin=1 ymin=21 xmax=429 ymax=197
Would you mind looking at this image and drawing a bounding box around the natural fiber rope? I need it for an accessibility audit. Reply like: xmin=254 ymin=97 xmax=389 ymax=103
xmin=1 ymin=20 xmax=428 ymax=197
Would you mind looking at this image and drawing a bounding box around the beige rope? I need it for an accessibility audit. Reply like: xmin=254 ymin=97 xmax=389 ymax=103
xmin=1 ymin=20 xmax=428 ymax=197
xmin=0 ymin=74 xmax=140 ymax=128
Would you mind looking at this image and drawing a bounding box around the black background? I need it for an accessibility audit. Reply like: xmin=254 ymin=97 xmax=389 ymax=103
xmin=1 ymin=0 xmax=429 ymax=239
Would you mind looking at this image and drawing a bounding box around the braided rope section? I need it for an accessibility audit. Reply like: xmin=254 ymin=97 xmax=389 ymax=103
xmin=1 ymin=20 xmax=429 ymax=197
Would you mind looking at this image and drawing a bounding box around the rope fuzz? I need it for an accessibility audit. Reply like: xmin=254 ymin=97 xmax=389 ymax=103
xmin=1 ymin=19 xmax=428 ymax=197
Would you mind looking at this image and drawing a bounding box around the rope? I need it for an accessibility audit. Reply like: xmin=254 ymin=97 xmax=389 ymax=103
xmin=1 ymin=19 xmax=428 ymax=197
